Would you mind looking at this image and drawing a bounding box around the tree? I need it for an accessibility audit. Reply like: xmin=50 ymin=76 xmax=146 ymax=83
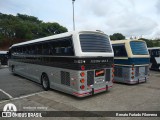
xmin=138 ymin=38 xmax=154 ymax=47
xmin=110 ymin=33 xmax=125 ymax=40
xmin=0 ymin=13 xmax=68 ymax=50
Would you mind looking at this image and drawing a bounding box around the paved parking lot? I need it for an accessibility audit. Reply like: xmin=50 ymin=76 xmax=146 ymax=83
xmin=0 ymin=67 xmax=160 ymax=120
xmin=0 ymin=67 xmax=43 ymax=101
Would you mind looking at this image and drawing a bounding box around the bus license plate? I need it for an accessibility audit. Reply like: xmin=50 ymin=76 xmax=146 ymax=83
xmin=96 ymin=78 xmax=104 ymax=84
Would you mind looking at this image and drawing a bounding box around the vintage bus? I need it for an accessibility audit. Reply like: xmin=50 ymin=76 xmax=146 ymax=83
xmin=148 ymin=47 xmax=160 ymax=71
xmin=0 ymin=51 xmax=8 ymax=66
xmin=8 ymin=31 xmax=114 ymax=97
xmin=111 ymin=40 xmax=150 ymax=84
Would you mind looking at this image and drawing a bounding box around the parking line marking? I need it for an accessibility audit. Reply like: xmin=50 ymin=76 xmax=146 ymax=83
xmin=13 ymin=91 xmax=46 ymax=100
xmin=0 ymin=91 xmax=45 ymax=104
xmin=0 ymin=89 xmax=13 ymax=99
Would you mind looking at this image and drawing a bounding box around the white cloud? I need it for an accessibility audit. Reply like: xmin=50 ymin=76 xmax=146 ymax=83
xmin=0 ymin=0 xmax=159 ymax=38
xmin=76 ymin=0 xmax=159 ymax=38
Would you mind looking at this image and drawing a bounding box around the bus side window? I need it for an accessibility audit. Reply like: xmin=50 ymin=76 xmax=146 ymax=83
xmin=23 ymin=47 xmax=26 ymax=54
xmin=64 ymin=47 xmax=74 ymax=55
xmin=36 ymin=44 xmax=42 ymax=55
xmin=49 ymin=46 xmax=56 ymax=55
xmin=17 ymin=47 xmax=20 ymax=55
xmin=30 ymin=45 xmax=35 ymax=55
xmin=42 ymin=43 xmax=49 ymax=55
xmin=112 ymin=44 xmax=127 ymax=57
xmin=56 ymin=47 xmax=62 ymax=54
xmin=61 ymin=47 xmax=65 ymax=54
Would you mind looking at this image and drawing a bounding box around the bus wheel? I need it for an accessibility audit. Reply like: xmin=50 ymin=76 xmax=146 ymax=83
xmin=41 ymin=74 xmax=50 ymax=91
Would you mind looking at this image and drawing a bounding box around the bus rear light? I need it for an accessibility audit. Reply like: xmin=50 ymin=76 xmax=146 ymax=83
xmin=112 ymin=69 xmax=115 ymax=73
xmin=131 ymin=76 xmax=134 ymax=79
xmin=80 ymin=72 xmax=85 ymax=77
xmin=81 ymin=65 xmax=85 ymax=71
xmin=131 ymin=72 xmax=134 ymax=75
xmin=80 ymin=85 xmax=85 ymax=90
xmin=132 ymin=67 xmax=134 ymax=70
xmin=112 ymin=64 xmax=114 ymax=68
xmin=80 ymin=79 xmax=85 ymax=83
xmin=132 ymin=64 xmax=134 ymax=67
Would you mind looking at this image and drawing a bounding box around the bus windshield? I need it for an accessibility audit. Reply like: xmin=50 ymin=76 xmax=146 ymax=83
xmin=79 ymin=34 xmax=112 ymax=52
xmin=130 ymin=41 xmax=148 ymax=55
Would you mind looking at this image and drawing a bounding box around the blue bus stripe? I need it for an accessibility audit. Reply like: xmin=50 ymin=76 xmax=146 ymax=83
xmin=114 ymin=58 xmax=150 ymax=65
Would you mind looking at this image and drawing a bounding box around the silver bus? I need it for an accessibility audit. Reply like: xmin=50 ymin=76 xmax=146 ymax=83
xmin=111 ymin=40 xmax=150 ymax=84
xmin=8 ymin=31 xmax=114 ymax=97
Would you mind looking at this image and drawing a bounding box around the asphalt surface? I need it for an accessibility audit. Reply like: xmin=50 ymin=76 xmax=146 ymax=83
xmin=0 ymin=67 xmax=160 ymax=120
xmin=0 ymin=67 xmax=43 ymax=101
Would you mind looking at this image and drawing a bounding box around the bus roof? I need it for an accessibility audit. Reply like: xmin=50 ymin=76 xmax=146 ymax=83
xmin=0 ymin=51 xmax=8 ymax=54
xmin=148 ymin=47 xmax=160 ymax=50
xmin=10 ymin=30 xmax=107 ymax=48
xmin=111 ymin=39 xmax=145 ymax=44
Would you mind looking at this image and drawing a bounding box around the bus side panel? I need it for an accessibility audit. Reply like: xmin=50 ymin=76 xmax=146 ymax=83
xmin=9 ymin=60 xmax=41 ymax=83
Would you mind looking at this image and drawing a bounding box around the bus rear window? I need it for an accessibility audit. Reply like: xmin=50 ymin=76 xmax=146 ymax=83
xmin=130 ymin=41 xmax=148 ymax=55
xmin=79 ymin=34 xmax=112 ymax=52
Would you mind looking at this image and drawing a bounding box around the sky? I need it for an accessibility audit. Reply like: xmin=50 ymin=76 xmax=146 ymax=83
xmin=0 ymin=0 xmax=160 ymax=39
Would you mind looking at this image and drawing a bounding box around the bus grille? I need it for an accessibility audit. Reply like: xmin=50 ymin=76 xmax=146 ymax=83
xmin=61 ymin=71 xmax=70 ymax=86
xmin=87 ymin=71 xmax=94 ymax=85
xmin=114 ymin=67 xmax=122 ymax=77
xmin=105 ymin=69 xmax=111 ymax=81
xmin=135 ymin=67 xmax=139 ymax=77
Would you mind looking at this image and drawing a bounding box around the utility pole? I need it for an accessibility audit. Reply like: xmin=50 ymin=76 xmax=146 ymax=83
xmin=72 ymin=0 xmax=75 ymax=31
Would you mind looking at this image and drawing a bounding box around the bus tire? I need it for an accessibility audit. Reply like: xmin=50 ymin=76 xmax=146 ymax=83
xmin=41 ymin=73 xmax=50 ymax=91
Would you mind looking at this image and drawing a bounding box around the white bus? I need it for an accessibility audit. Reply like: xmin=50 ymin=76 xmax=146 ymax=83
xmin=148 ymin=47 xmax=160 ymax=70
xmin=112 ymin=40 xmax=150 ymax=84
xmin=8 ymin=31 xmax=114 ymax=97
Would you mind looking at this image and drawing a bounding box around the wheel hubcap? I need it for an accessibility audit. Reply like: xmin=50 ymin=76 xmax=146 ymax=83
xmin=42 ymin=76 xmax=48 ymax=88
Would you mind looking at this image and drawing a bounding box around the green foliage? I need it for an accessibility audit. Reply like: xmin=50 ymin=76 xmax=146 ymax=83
xmin=139 ymin=38 xmax=153 ymax=47
xmin=138 ymin=38 xmax=160 ymax=47
xmin=110 ymin=33 xmax=125 ymax=40
xmin=17 ymin=13 xmax=42 ymax=23
xmin=0 ymin=13 xmax=68 ymax=49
